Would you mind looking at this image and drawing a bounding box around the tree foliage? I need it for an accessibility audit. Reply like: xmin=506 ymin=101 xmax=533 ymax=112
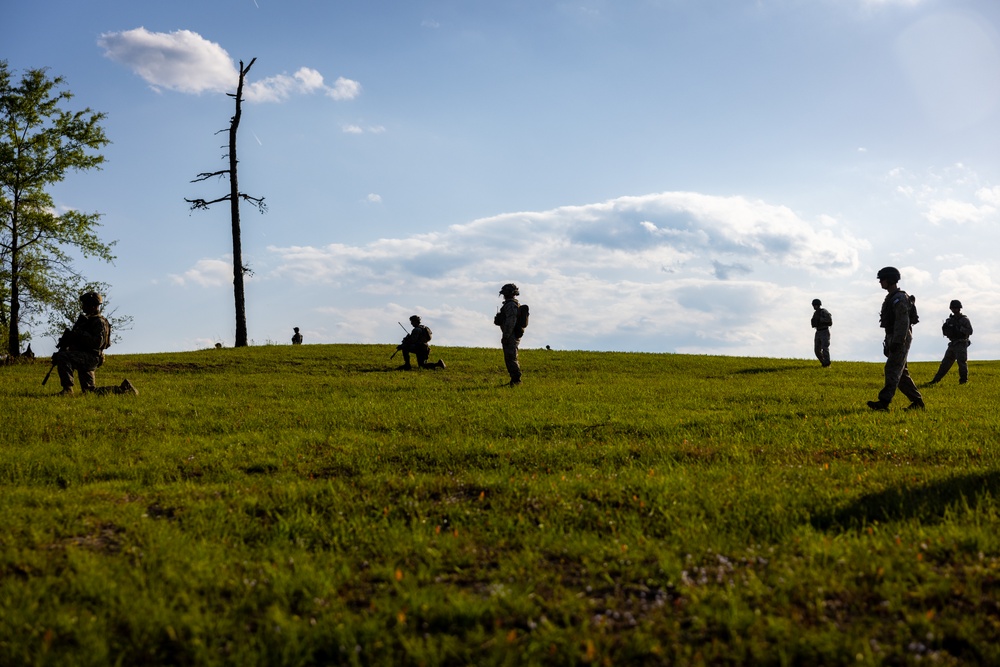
xmin=185 ymin=58 xmax=266 ymax=349
xmin=0 ymin=61 xmax=120 ymax=357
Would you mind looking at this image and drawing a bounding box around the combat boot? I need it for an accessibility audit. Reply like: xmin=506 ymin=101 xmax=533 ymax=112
xmin=904 ymin=399 xmax=925 ymax=411
xmin=866 ymin=400 xmax=889 ymax=411
xmin=435 ymin=359 xmax=446 ymax=369
xmin=119 ymin=379 xmax=139 ymax=395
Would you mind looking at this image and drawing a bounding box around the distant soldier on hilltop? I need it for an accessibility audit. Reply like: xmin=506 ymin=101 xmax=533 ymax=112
xmin=810 ymin=298 xmax=832 ymax=367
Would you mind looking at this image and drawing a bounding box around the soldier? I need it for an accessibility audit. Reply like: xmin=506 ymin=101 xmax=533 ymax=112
xmin=397 ymin=315 xmax=445 ymax=370
xmin=810 ymin=298 xmax=832 ymax=367
xmin=291 ymin=327 xmax=303 ymax=345
xmin=495 ymin=283 xmax=524 ymax=386
xmin=867 ymin=267 xmax=923 ymax=411
xmin=53 ymin=291 xmax=137 ymax=396
xmin=928 ymin=299 xmax=973 ymax=385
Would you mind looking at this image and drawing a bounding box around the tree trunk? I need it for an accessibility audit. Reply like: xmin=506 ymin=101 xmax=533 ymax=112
xmin=7 ymin=199 xmax=21 ymax=358
xmin=230 ymin=60 xmax=252 ymax=348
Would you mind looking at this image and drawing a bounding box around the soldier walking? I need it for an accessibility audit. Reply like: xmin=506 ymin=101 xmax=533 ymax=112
xmin=928 ymin=299 xmax=973 ymax=385
xmin=810 ymin=298 xmax=832 ymax=367
xmin=867 ymin=267 xmax=923 ymax=411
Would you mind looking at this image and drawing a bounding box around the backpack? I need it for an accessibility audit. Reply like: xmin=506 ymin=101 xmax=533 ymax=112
xmin=516 ymin=304 xmax=529 ymax=330
xmin=907 ymin=295 xmax=919 ymax=325
xmin=98 ymin=316 xmax=112 ymax=350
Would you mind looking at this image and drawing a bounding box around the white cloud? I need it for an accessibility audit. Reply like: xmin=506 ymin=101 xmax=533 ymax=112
xmin=98 ymin=28 xmax=237 ymax=94
xmin=367 ymin=194 xmax=383 ymax=204
xmin=168 ymin=258 xmax=234 ymax=287
xmin=327 ymin=77 xmax=362 ymax=101
xmin=99 ymin=28 xmax=359 ymax=103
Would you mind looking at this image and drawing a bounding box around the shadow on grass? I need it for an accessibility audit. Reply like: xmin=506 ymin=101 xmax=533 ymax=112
xmin=812 ymin=470 xmax=1000 ymax=531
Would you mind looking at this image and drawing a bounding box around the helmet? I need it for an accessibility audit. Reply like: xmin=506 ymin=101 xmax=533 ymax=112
xmin=409 ymin=315 xmax=421 ymax=324
xmin=876 ymin=266 xmax=901 ymax=283
xmin=80 ymin=291 xmax=103 ymax=309
xmin=812 ymin=299 xmax=822 ymax=307
xmin=950 ymin=299 xmax=963 ymax=310
xmin=499 ymin=283 xmax=519 ymax=297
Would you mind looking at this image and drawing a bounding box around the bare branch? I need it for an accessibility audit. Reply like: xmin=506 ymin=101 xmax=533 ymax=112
xmin=185 ymin=195 xmax=232 ymax=211
xmin=190 ymin=170 xmax=231 ymax=183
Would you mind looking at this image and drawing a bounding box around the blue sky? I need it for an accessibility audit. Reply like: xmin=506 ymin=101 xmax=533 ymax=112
xmin=7 ymin=0 xmax=1000 ymax=362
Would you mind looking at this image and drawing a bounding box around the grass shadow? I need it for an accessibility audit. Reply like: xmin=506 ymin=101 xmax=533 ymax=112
xmin=812 ymin=470 xmax=1000 ymax=531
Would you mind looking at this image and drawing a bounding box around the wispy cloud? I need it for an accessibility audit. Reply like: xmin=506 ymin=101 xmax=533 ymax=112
xmin=167 ymin=185 xmax=1000 ymax=361
xmin=98 ymin=27 xmax=360 ymax=103
xmin=168 ymin=258 xmax=234 ymax=287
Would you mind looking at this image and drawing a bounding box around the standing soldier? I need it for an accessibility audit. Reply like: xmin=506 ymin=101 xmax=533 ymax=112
xmin=810 ymin=298 xmax=833 ymax=367
xmin=495 ymin=283 xmax=524 ymax=386
xmin=396 ymin=315 xmax=445 ymax=370
xmin=52 ymin=291 xmax=137 ymax=396
xmin=928 ymin=299 xmax=973 ymax=385
xmin=867 ymin=267 xmax=923 ymax=411
xmin=291 ymin=327 xmax=303 ymax=345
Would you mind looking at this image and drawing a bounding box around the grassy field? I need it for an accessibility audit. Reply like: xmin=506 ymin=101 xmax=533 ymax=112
xmin=2 ymin=344 xmax=999 ymax=666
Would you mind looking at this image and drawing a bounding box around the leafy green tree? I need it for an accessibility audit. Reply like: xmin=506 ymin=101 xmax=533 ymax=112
xmin=186 ymin=58 xmax=266 ymax=349
xmin=1 ymin=61 xmax=117 ymax=357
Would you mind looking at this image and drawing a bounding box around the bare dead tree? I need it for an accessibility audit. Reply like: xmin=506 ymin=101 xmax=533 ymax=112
xmin=185 ymin=58 xmax=266 ymax=348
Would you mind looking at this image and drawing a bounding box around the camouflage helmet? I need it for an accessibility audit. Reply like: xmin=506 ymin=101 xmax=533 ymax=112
xmin=499 ymin=283 xmax=519 ymax=297
xmin=876 ymin=266 xmax=901 ymax=283
xmin=950 ymin=299 xmax=963 ymax=310
xmin=80 ymin=291 xmax=103 ymax=309
xmin=812 ymin=298 xmax=822 ymax=307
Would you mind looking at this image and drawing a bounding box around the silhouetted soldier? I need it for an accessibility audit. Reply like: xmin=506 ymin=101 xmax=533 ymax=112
xmin=397 ymin=315 xmax=445 ymax=370
xmin=810 ymin=298 xmax=832 ymax=367
xmin=292 ymin=327 xmax=303 ymax=345
xmin=52 ymin=292 xmax=137 ymax=396
xmin=928 ymin=299 xmax=973 ymax=385
xmin=867 ymin=267 xmax=923 ymax=411
xmin=495 ymin=283 xmax=525 ymax=386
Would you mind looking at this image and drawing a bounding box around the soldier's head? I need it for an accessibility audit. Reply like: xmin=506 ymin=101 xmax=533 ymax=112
xmin=876 ymin=266 xmax=901 ymax=290
xmin=409 ymin=315 xmax=421 ymax=326
xmin=80 ymin=291 xmax=103 ymax=313
xmin=950 ymin=299 xmax=963 ymax=313
xmin=499 ymin=283 xmax=519 ymax=299
xmin=812 ymin=298 xmax=822 ymax=309
xmin=294 ymin=327 xmax=300 ymax=332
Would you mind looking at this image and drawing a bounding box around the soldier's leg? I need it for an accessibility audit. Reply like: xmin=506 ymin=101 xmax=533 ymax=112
xmin=55 ymin=351 xmax=75 ymax=392
xmin=819 ymin=330 xmax=831 ymax=366
xmin=80 ymin=369 xmax=97 ymax=392
xmin=813 ymin=332 xmax=823 ymax=363
xmin=877 ymin=352 xmax=907 ymax=405
xmin=401 ymin=349 xmax=413 ymax=369
xmin=931 ymin=347 xmax=956 ymax=383
xmin=956 ymin=342 xmax=969 ymax=383
xmin=503 ymin=339 xmax=522 ymax=384
xmin=897 ymin=362 xmax=923 ymax=404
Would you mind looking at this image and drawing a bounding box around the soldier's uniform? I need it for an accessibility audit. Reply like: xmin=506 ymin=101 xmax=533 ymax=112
xmin=398 ymin=316 xmax=445 ymax=370
xmin=55 ymin=309 xmax=110 ymax=393
xmin=810 ymin=299 xmax=832 ymax=367
xmin=930 ymin=301 xmax=973 ymax=384
xmin=53 ymin=292 xmax=136 ymax=396
xmin=497 ymin=284 xmax=523 ymax=385
xmin=872 ymin=281 xmax=922 ymax=409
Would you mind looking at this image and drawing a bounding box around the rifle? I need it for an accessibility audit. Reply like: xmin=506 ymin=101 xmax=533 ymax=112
xmin=389 ymin=321 xmax=410 ymax=360
xmin=44 ymin=330 xmax=71 ymax=386
xmin=42 ymin=360 xmax=57 ymax=386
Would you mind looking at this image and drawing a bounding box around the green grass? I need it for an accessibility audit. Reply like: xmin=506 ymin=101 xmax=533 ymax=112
xmin=2 ymin=345 xmax=999 ymax=665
